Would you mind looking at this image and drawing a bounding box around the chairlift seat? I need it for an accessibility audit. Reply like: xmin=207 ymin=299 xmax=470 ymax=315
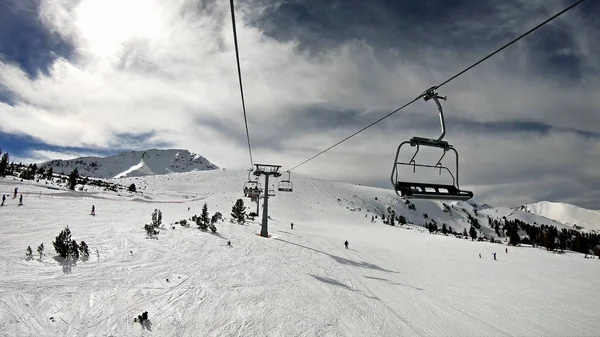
xmin=410 ymin=137 xmax=451 ymax=150
xmin=395 ymin=181 xmax=473 ymax=201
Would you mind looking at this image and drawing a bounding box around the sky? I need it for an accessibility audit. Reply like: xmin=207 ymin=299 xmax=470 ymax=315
xmin=0 ymin=0 xmax=599 ymax=209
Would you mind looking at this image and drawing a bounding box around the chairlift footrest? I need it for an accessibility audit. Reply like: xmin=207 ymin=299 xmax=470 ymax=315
xmin=410 ymin=137 xmax=451 ymax=150
xmin=395 ymin=181 xmax=473 ymax=201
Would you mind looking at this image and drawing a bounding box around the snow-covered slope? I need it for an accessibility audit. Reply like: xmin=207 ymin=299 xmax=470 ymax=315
xmin=39 ymin=149 xmax=219 ymax=179
xmin=520 ymin=201 xmax=600 ymax=232
xmin=1 ymin=170 xmax=599 ymax=337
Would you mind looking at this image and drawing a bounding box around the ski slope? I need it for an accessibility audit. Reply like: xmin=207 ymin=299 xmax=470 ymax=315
xmin=1 ymin=171 xmax=599 ymax=337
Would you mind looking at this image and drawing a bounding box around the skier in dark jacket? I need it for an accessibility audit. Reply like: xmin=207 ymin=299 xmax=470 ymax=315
xmin=1 ymin=194 xmax=5 ymax=206
xmin=344 ymin=240 xmax=349 ymax=249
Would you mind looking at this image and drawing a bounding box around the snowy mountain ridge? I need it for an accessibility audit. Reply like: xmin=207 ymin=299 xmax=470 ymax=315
xmin=39 ymin=149 xmax=219 ymax=179
xmin=520 ymin=201 xmax=600 ymax=232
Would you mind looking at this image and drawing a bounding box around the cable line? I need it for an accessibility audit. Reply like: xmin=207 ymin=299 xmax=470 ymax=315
xmin=286 ymin=0 xmax=587 ymax=173
xmin=230 ymin=0 xmax=254 ymax=168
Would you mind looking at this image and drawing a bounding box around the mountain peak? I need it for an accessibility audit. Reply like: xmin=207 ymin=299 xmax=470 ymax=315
xmin=520 ymin=201 xmax=600 ymax=232
xmin=40 ymin=149 xmax=219 ymax=179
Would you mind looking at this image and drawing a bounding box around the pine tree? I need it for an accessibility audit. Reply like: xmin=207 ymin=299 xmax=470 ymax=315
xmin=469 ymin=225 xmax=477 ymax=241
xmin=79 ymin=241 xmax=89 ymax=258
xmin=231 ymin=199 xmax=246 ymax=223
xmin=463 ymin=228 xmax=468 ymax=237
xmin=53 ymin=226 xmax=73 ymax=258
xmin=0 ymin=152 xmax=9 ymax=177
xmin=509 ymin=230 xmax=521 ymax=246
xmin=442 ymin=224 xmax=448 ymax=235
xmin=128 ymin=183 xmax=137 ymax=192
xmin=71 ymin=240 xmax=80 ymax=259
xmin=151 ymin=209 xmax=162 ymax=227
xmin=68 ymin=168 xmax=79 ymax=190
xmin=398 ymin=215 xmax=406 ymax=225
xmin=37 ymin=243 xmax=44 ymax=259
xmin=201 ymin=203 xmax=210 ymax=227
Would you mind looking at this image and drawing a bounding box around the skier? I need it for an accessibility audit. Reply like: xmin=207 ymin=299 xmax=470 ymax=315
xmin=227 ymin=241 xmax=231 ymax=246
xmin=505 ymin=248 xmax=508 ymax=253
xmin=13 ymin=187 xmax=18 ymax=198
xmin=291 ymin=222 xmax=294 ymax=230
xmin=1 ymin=194 xmax=5 ymax=206
xmin=344 ymin=240 xmax=349 ymax=249
xmin=18 ymin=194 xmax=23 ymax=206
xmin=493 ymin=252 xmax=497 ymax=261
xmin=91 ymin=205 xmax=95 ymax=216
xmin=479 ymin=253 xmax=481 ymax=258
xmin=244 ymin=186 xmax=248 ymax=196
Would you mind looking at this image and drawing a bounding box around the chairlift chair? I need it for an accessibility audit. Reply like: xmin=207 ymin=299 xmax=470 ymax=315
xmin=391 ymin=87 xmax=473 ymax=201
xmin=268 ymin=184 xmax=276 ymax=197
xmin=277 ymin=171 xmax=293 ymax=192
xmin=243 ymin=169 xmax=262 ymax=198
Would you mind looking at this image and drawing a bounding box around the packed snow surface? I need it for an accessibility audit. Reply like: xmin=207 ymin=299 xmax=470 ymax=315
xmin=1 ymin=170 xmax=598 ymax=337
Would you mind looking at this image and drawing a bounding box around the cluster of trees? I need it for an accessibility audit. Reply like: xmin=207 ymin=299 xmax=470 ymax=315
xmin=144 ymin=209 xmax=163 ymax=237
xmin=52 ymin=226 xmax=90 ymax=260
xmin=191 ymin=203 xmax=221 ymax=232
xmin=503 ymin=218 xmax=600 ymax=255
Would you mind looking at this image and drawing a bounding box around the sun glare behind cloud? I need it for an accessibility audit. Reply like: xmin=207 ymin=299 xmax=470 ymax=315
xmin=74 ymin=0 xmax=165 ymax=60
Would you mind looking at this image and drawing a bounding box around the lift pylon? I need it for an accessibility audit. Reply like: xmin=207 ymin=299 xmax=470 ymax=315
xmin=253 ymin=164 xmax=281 ymax=237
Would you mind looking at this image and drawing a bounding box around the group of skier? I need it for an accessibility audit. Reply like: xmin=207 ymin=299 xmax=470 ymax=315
xmin=1 ymin=187 xmax=23 ymax=206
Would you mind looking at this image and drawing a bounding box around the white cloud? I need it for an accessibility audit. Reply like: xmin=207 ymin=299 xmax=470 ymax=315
xmin=0 ymin=0 xmax=598 ymax=209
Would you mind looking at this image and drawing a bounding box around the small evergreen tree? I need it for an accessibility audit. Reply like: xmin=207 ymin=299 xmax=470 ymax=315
xmin=68 ymin=168 xmax=79 ymax=190
xmin=151 ymin=209 xmax=162 ymax=227
xmin=463 ymin=228 xmax=468 ymax=237
xmin=71 ymin=240 xmax=80 ymax=259
xmin=231 ymin=199 xmax=246 ymax=223
xmin=399 ymin=215 xmax=406 ymax=225
xmin=37 ymin=243 xmax=44 ymax=259
xmin=442 ymin=223 xmax=448 ymax=235
xmin=128 ymin=183 xmax=137 ymax=192
xmin=79 ymin=241 xmax=89 ymax=259
xmin=201 ymin=203 xmax=210 ymax=227
xmin=53 ymin=226 xmax=73 ymax=258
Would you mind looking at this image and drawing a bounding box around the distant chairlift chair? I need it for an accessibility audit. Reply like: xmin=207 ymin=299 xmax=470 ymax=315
xmin=244 ymin=169 xmax=262 ymax=198
xmin=277 ymin=171 xmax=293 ymax=192
xmin=391 ymin=87 xmax=473 ymax=201
xmin=268 ymin=184 xmax=276 ymax=197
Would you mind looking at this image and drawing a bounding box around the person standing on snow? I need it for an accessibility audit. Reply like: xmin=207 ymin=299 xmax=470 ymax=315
xmin=18 ymin=194 xmax=23 ymax=206
xmin=493 ymin=252 xmax=497 ymax=261
xmin=344 ymin=240 xmax=349 ymax=249
xmin=91 ymin=205 xmax=95 ymax=216
xmin=291 ymin=222 xmax=294 ymax=230
xmin=13 ymin=188 xmax=18 ymax=199
xmin=1 ymin=194 xmax=5 ymax=206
